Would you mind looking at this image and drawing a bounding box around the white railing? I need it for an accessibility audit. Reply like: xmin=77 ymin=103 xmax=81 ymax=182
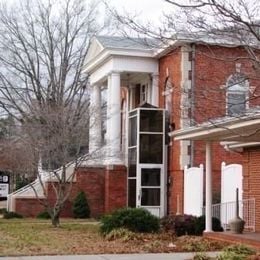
xmin=203 ymin=198 xmax=255 ymax=232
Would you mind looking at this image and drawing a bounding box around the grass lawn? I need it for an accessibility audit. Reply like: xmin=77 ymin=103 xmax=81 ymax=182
xmin=0 ymin=218 xmax=230 ymax=256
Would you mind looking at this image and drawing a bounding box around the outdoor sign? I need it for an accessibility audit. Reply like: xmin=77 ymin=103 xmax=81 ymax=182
xmin=0 ymin=175 xmax=9 ymax=197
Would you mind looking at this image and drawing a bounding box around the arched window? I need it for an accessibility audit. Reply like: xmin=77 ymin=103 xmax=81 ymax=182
xmin=163 ymin=77 xmax=173 ymax=117
xmin=226 ymin=73 xmax=248 ymax=116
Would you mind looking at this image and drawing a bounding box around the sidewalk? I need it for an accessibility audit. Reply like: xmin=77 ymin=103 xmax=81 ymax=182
xmin=2 ymin=252 xmax=220 ymax=260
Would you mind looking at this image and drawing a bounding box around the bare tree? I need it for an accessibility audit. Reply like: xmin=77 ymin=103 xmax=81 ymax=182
xmin=106 ymin=0 xmax=260 ymax=124
xmin=0 ymin=0 xmax=102 ymax=227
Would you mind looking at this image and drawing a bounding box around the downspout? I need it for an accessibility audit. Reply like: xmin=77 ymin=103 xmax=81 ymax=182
xmin=190 ymin=43 xmax=196 ymax=167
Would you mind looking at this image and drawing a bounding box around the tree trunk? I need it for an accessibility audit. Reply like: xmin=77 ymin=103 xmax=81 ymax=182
xmin=51 ymin=211 xmax=60 ymax=227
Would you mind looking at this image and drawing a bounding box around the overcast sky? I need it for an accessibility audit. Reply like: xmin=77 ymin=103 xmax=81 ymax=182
xmin=105 ymin=0 xmax=170 ymax=21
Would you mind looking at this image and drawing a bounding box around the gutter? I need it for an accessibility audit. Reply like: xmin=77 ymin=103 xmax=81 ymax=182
xmin=190 ymin=43 xmax=196 ymax=166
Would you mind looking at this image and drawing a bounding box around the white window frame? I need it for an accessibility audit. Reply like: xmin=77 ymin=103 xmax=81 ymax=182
xmin=140 ymin=84 xmax=148 ymax=103
xmin=225 ymin=74 xmax=249 ymax=116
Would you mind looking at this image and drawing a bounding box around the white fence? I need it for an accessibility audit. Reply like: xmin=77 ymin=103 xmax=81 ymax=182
xmin=184 ymin=164 xmax=204 ymax=216
xmin=221 ymin=162 xmax=243 ymax=204
xmin=221 ymin=162 xmax=243 ymax=226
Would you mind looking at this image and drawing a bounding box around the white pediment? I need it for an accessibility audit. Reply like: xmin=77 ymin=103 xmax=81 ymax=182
xmin=85 ymin=38 xmax=104 ymax=65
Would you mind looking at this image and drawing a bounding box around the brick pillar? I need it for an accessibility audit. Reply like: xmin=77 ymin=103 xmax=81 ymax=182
xmin=105 ymin=165 xmax=127 ymax=213
xmin=76 ymin=166 xmax=105 ymax=218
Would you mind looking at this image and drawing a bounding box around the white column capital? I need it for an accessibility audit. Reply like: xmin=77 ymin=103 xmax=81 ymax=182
xmin=109 ymin=71 xmax=121 ymax=77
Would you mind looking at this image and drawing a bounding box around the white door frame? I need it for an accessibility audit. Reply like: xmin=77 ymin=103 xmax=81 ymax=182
xmin=137 ymin=164 xmax=165 ymax=217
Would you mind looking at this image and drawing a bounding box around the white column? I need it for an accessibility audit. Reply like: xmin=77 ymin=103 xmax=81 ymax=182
xmin=106 ymin=76 xmax=111 ymax=143
xmin=205 ymin=141 xmax=213 ymax=232
xmin=106 ymin=72 xmax=122 ymax=163
xmin=151 ymin=73 xmax=159 ymax=107
xmin=89 ymin=84 xmax=102 ymax=154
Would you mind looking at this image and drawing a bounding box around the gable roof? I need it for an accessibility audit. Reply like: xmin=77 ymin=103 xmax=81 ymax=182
xmin=96 ymin=36 xmax=156 ymax=50
xmin=84 ymin=36 xmax=158 ymax=74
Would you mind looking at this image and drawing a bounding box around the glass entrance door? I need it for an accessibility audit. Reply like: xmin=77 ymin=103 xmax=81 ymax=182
xmin=137 ymin=165 xmax=164 ymax=217
xmin=128 ymin=106 xmax=166 ymax=217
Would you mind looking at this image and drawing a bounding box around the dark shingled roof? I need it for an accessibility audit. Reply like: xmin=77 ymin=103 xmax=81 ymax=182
xmin=96 ymin=36 xmax=157 ymax=50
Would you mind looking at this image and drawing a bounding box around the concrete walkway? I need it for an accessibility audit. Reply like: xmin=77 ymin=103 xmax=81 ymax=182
xmin=3 ymin=252 xmax=220 ymax=260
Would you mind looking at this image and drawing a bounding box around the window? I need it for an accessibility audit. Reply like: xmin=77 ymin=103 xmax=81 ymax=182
xmin=163 ymin=77 xmax=173 ymax=116
xmin=141 ymin=168 xmax=161 ymax=206
xmin=226 ymin=73 xmax=248 ymax=116
xmin=140 ymin=84 xmax=148 ymax=103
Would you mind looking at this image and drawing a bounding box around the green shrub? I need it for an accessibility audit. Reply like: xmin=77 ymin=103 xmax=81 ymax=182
xmin=161 ymin=214 xmax=197 ymax=236
xmin=3 ymin=211 xmax=23 ymax=219
xmin=72 ymin=191 xmax=90 ymax=218
xmin=15 ymin=176 xmax=30 ymax=190
xmin=217 ymin=244 xmax=255 ymax=260
xmin=175 ymin=214 xmax=198 ymax=236
xmin=160 ymin=214 xmax=223 ymax=236
xmin=194 ymin=216 xmax=223 ymax=235
xmin=100 ymin=207 xmax=160 ymax=235
xmin=0 ymin=208 xmax=7 ymax=214
xmin=36 ymin=211 xmax=51 ymax=219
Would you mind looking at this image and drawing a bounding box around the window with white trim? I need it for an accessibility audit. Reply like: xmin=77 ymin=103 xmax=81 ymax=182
xmin=140 ymin=84 xmax=148 ymax=103
xmin=226 ymin=73 xmax=248 ymax=116
xmin=163 ymin=77 xmax=173 ymax=116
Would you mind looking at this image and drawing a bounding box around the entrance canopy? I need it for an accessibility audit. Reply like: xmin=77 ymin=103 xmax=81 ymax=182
xmin=171 ymin=110 xmax=260 ymax=145
xmin=170 ymin=109 xmax=260 ymax=232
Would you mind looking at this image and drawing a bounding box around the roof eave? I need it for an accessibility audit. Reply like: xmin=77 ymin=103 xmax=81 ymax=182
xmin=83 ymin=47 xmax=155 ymax=74
xmin=171 ymin=116 xmax=260 ymax=141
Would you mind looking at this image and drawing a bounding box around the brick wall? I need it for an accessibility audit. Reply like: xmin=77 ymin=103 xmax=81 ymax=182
xmin=159 ymin=47 xmax=184 ymax=214
xmin=76 ymin=166 xmax=106 ymax=217
xmin=15 ymin=165 xmax=127 ymax=218
xmin=15 ymin=198 xmax=45 ymax=217
xmin=242 ymin=147 xmax=260 ymax=232
xmin=104 ymin=165 xmax=127 ymax=213
xmin=158 ymin=43 xmax=259 ymax=215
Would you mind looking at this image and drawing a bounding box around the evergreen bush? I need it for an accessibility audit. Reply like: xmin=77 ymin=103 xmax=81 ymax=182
xmin=194 ymin=215 xmax=223 ymax=235
xmin=3 ymin=211 xmax=23 ymax=219
xmin=100 ymin=207 xmax=160 ymax=235
xmin=160 ymin=214 xmax=223 ymax=236
xmin=36 ymin=211 xmax=51 ymax=219
xmin=0 ymin=208 xmax=7 ymax=214
xmin=72 ymin=191 xmax=90 ymax=218
xmin=161 ymin=214 xmax=197 ymax=236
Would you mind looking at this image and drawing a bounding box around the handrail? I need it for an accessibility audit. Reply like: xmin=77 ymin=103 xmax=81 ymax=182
xmin=202 ymin=198 xmax=255 ymax=232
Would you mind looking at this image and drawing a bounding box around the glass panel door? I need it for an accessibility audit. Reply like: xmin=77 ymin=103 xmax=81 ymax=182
xmin=137 ymin=166 xmax=163 ymax=217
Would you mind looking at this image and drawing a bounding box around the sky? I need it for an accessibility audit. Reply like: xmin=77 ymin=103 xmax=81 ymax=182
xmin=104 ymin=0 xmax=171 ymax=22
xmin=108 ymin=0 xmax=168 ymax=18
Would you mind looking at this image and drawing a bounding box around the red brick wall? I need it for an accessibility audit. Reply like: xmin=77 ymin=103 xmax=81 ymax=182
xmin=104 ymin=165 xmax=127 ymax=213
xmin=15 ymin=198 xmax=45 ymax=217
xmin=158 ymin=44 xmax=259 ymax=215
xmin=76 ymin=166 xmax=105 ymax=217
xmin=192 ymin=45 xmax=258 ymax=202
xmin=159 ymin=47 xmax=183 ymax=214
xmin=242 ymin=147 xmax=260 ymax=232
xmin=194 ymin=45 xmax=260 ymax=123
xmin=15 ymin=165 xmax=127 ymax=218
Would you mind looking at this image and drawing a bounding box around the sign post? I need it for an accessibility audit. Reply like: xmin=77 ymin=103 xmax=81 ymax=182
xmin=0 ymin=175 xmax=9 ymax=198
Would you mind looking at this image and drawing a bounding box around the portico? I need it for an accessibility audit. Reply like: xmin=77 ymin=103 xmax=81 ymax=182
xmin=83 ymin=36 xmax=159 ymax=164
xmin=171 ymin=112 xmax=260 ymax=232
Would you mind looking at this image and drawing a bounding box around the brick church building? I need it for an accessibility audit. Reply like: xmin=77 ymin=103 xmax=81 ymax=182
xmin=8 ymin=35 xmax=260 ymax=232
